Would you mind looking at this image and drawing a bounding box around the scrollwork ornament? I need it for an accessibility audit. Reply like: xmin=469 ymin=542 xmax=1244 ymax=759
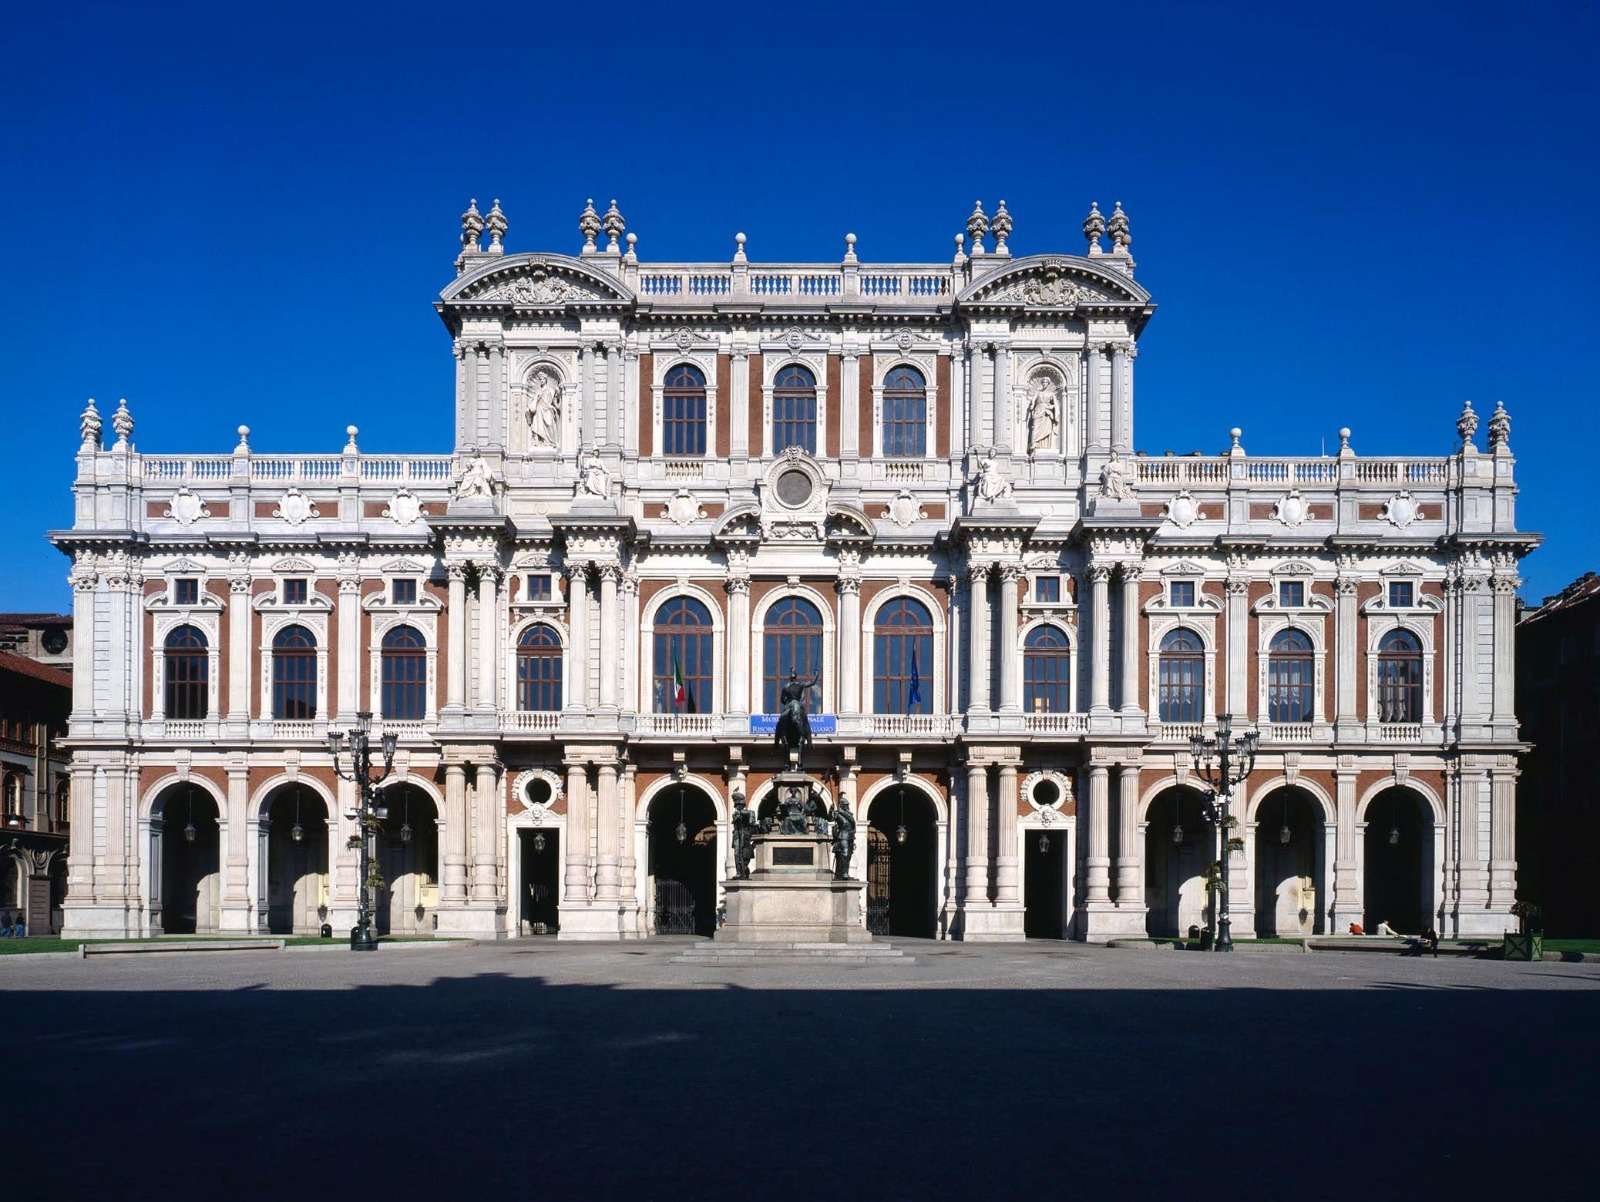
xmin=164 ymin=488 xmax=211 ymax=527
xmin=1271 ymin=490 xmax=1309 ymax=528
xmin=1163 ymin=490 xmax=1198 ymax=528
xmin=1380 ymin=491 xmax=1419 ymax=529
xmin=273 ymin=489 xmax=320 ymax=526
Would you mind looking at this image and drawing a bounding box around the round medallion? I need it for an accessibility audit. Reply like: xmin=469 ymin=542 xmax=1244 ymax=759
xmin=41 ymin=627 xmax=68 ymax=655
xmin=775 ymin=468 xmax=813 ymax=507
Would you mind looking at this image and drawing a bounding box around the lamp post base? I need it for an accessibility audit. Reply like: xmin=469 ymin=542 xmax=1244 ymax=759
xmin=1215 ymin=915 xmax=1234 ymax=952
xmin=350 ymin=924 xmax=379 ymax=952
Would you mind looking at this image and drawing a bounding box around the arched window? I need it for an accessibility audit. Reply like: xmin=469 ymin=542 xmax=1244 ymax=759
xmin=772 ymin=364 xmax=817 ymax=454
xmin=1376 ymin=629 xmax=1423 ymax=723
xmin=516 ymin=624 xmax=563 ymax=712
xmin=882 ymin=365 xmax=927 ymax=458
xmin=271 ymin=625 xmax=317 ymax=720
xmin=163 ymin=624 xmax=209 ymax=720
xmin=762 ymin=597 xmax=823 ymax=713
xmin=653 ymin=597 xmax=714 ymax=713
xmin=662 ymin=363 xmax=708 ymax=456
xmin=873 ymin=597 xmax=933 ymax=715
xmin=1267 ymin=628 xmax=1315 ymax=723
xmin=1158 ymin=628 xmax=1205 ymax=722
xmin=55 ymin=777 xmax=69 ymax=828
xmin=2 ymin=774 xmax=21 ymax=823
xmin=380 ymin=625 xmax=427 ymax=720
xmin=1023 ymin=624 xmax=1073 ymax=714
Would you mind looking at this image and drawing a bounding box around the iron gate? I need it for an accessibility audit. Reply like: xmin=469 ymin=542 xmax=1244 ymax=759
xmin=654 ymin=878 xmax=699 ymax=935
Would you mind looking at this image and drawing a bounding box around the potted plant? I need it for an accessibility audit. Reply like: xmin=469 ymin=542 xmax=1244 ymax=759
xmin=1503 ymin=900 xmax=1543 ymax=961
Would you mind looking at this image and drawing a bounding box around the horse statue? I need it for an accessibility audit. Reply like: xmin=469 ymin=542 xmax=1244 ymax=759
xmin=773 ymin=668 xmax=820 ymax=767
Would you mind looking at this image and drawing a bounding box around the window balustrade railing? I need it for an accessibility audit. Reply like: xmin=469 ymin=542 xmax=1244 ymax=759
xmin=1024 ymin=712 xmax=1087 ymax=734
xmin=637 ymin=712 xmax=718 ymax=735
xmin=634 ymin=264 xmax=955 ymax=305
xmin=868 ymin=714 xmax=951 ymax=736
xmin=1374 ymin=722 xmax=1426 ymax=742
xmin=1134 ymin=454 xmax=1452 ymax=488
xmin=1262 ymin=722 xmax=1314 ymax=741
xmin=133 ymin=452 xmax=454 ymax=486
xmin=1152 ymin=721 xmax=1207 ymax=742
xmin=504 ymin=711 xmax=559 ymax=732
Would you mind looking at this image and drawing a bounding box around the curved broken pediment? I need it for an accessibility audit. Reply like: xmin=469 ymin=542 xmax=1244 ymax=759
xmin=957 ymin=254 xmax=1149 ymax=309
xmin=441 ymin=254 xmax=633 ymax=309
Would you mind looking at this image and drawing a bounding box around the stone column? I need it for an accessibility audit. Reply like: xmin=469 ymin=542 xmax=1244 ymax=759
xmin=836 ymin=562 xmax=861 ymax=715
xmin=1331 ymin=766 xmax=1360 ymax=929
xmin=964 ymin=762 xmax=991 ymax=911
xmin=730 ymin=347 xmax=750 ymax=461
xmin=967 ymin=562 xmax=991 ymax=713
xmin=997 ymin=564 xmax=1022 ymax=713
xmin=564 ymin=762 xmax=590 ymax=903
xmin=622 ymin=568 xmax=640 ymax=713
xmin=476 ymin=567 xmax=500 ymax=712
xmin=1085 ymin=344 xmax=1107 ymax=452
xmin=471 ymin=759 xmax=500 ymax=903
xmin=623 ymin=348 xmax=641 ymax=458
xmin=602 ymin=343 xmax=619 ymax=449
xmin=227 ymin=573 xmax=251 ymax=723
xmin=578 ymin=343 xmax=594 ymax=449
xmin=65 ymin=764 xmax=95 ymax=906
xmin=221 ymin=761 xmax=251 ymax=930
xmin=1491 ymin=571 xmax=1518 ymax=725
xmin=446 ymin=564 xmax=467 ymax=711
xmin=619 ymin=762 xmax=639 ymax=930
xmin=1334 ymin=571 xmax=1358 ymax=732
xmin=1089 ymin=564 xmax=1113 ymax=713
xmin=70 ymin=565 xmax=96 ymax=721
xmin=995 ymin=762 xmax=1021 ymax=904
xmin=337 ymin=569 xmax=360 ymax=721
xmin=488 ymin=343 xmax=506 ymax=448
xmin=1115 ymin=764 xmax=1143 ymax=907
xmin=1118 ymin=564 xmax=1143 ymax=714
xmin=567 ymin=564 xmax=589 ymax=710
xmin=1225 ymin=572 xmax=1249 ymax=719
xmin=726 ymin=570 xmax=750 ymax=714
xmin=441 ymin=762 xmax=468 ymax=905
xmin=840 ymin=349 xmax=860 ymax=462
xmin=595 ymin=762 xmax=620 ymax=900
xmin=1489 ymin=769 xmax=1516 ymax=908
xmin=598 ymin=564 xmax=620 ymax=711
xmin=965 ymin=344 xmax=981 ymax=451
xmin=993 ymin=341 xmax=1012 ymax=453
xmin=1085 ymin=764 xmax=1111 ymax=904
xmin=1110 ymin=344 xmax=1131 ymax=453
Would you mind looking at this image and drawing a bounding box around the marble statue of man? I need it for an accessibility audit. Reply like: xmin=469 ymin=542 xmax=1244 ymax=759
xmin=1098 ymin=456 xmax=1133 ymax=501
xmin=455 ymin=455 xmax=496 ymax=501
xmin=1027 ymin=373 xmax=1059 ymax=453
xmin=526 ymin=370 xmax=561 ymax=449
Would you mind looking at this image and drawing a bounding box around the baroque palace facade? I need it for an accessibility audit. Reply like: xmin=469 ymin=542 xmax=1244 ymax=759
xmin=53 ymin=197 xmax=1536 ymax=942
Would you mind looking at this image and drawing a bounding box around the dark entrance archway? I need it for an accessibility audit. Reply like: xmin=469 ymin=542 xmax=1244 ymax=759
xmin=153 ymin=784 xmax=221 ymax=934
xmin=1025 ymin=826 xmax=1067 ymax=938
xmin=866 ymin=786 xmax=937 ymax=938
xmin=262 ymin=784 xmax=329 ymax=935
xmin=1364 ymin=787 xmax=1434 ymax=934
xmin=1253 ymin=788 xmax=1324 ymax=936
xmin=519 ymin=827 xmax=560 ymax=934
xmin=375 ymin=784 xmax=439 ymax=936
xmin=648 ymin=784 xmax=718 ymax=936
xmin=1144 ymin=786 xmax=1211 ymax=938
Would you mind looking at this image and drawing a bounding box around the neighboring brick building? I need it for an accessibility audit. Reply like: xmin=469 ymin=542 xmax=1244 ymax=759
xmin=1516 ymin=572 xmax=1600 ymax=937
xmin=50 ymin=197 xmax=1538 ymax=943
xmin=0 ymin=650 xmax=71 ymax=934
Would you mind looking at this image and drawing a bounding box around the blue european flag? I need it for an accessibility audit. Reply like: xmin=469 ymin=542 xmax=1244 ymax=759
xmin=907 ymin=644 xmax=923 ymax=710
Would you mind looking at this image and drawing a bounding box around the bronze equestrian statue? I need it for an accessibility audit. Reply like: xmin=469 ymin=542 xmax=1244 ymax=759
xmin=773 ymin=668 xmax=820 ymax=766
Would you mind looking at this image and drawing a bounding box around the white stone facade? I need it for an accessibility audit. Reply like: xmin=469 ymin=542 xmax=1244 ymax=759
xmin=52 ymin=198 xmax=1537 ymax=943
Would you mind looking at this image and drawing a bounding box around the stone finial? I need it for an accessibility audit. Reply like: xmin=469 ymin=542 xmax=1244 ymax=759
xmin=345 ymin=425 xmax=359 ymax=453
xmin=578 ymin=198 xmax=601 ymax=253
xmin=624 ymin=231 xmax=638 ymax=263
xmin=1488 ymin=400 xmax=1511 ymax=451
xmin=1456 ymin=399 xmax=1479 ymax=449
xmin=991 ymin=199 xmax=1013 ymax=256
xmin=843 ymin=232 xmax=857 ymax=264
xmin=1107 ymin=201 xmax=1131 ymax=254
xmin=1228 ymin=426 xmax=1244 ymax=455
xmin=966 ymin=201 xmax=988 ymax=254
xmin=235 ymin=425 xmax=251 ymax=453
xmin=733 ymin=231 xmax=747 ymax=263
xmin=1338 ymin=426 xmax=1353 ymax=455
xmin=79 ymin=397 xmax=102 ymax=448
xmin=111 ymin=397 xmax=133 ymax=447
xmin=953 ymin=232 xmax=966 ymax=266
xmin=460 ymin=198 xmax=484 ymax=252
xmin=484 ymin=198 xmax=507 ymax=254
xmin=1083 ymin=201 xmax=1106 ymax=255
xmin=602 ymin=199 xmax=625 ymax=251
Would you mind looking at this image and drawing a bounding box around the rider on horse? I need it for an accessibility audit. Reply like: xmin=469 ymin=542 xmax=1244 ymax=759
xmin=774 ymin=668 xmax=820 ymax=761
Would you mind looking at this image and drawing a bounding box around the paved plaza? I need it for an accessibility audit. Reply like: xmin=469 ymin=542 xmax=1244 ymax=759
xmin=7 ymin=941 xmax=1595 ymax=1200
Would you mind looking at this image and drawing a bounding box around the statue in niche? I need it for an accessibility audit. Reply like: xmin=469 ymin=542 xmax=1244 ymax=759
xmin=1027 ymin=372 xmax=1060 ymax=453
xmin=1098 ymin=456 xmax=1133 ymax=501
xmin=525 ymin=369 xmax=562 ymax=449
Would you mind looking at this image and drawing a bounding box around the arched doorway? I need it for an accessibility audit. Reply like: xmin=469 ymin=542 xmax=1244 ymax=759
xmin=647 ymin=783 xmax=718 ymax=935
xmin=262 ymin=785 xmax=329 ymax=934
xmin=1144 ymin=787 xmax=1211 ymax=938
xmin=376 ymin=784 xmax=439 ymax=936
xmin=866 ymin=786 xmax=937 ymax=938
xmin=1253 ymin=788 xmax=1324 ymax=936
xmin=154 ymin=784 xmax=221 ymax=934
xmin=1364 ymin=787 xmax=1434 ymax=934
xmin=1025 ymin=826 xmax=1068 ymax=939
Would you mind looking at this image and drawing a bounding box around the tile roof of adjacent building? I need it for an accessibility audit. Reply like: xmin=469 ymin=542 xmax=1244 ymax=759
xmin=0 ymin=649 xmax=73 ymax=689
xmin=1521 ymin=571 xmax=1600 ymax=625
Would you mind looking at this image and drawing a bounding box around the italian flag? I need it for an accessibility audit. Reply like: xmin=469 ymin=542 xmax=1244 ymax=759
xmin=671 ymin=646 xmax=690 ymax=711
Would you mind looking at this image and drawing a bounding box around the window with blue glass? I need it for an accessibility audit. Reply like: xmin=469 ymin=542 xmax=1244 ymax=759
xmin=653 ymin=596 xmax=714 ymax=713
xmin=662 ymin=363 xmax=707 ymax=456
xmin=1033 ymin=576 xmax=1061 ymax=604
xmin=873 ymin=597 xmax=933 ymax=715
xmin=1266 ymin=628 xmax=1314 ymax=723
xmin=1387 ymin=581 xmax=1414 ymax=609
xmin=1157 ymin=627 xmax=1204 ymax=722
xmin=271 ymin=624 xmax=317 ymax=719
xmin=1278 ymin=580 xmax=1304 ymax=608
xmin=516 ymin=624 xmax=563 ymax=711
xmin=1169 ymin=580 xmax=1196 ymax=607
xmin=762 ymin=597 xmax=823 ymax=713
xmin=1023 ymin=624 xmax=1072 ymax=713
xmin=380 ymin=625 xmax=427 ymax=720
xmin=163 ymin=625 xmax=208 ymax=720
xmin=881 ymin=365 xmax=926 ymax=457
xmin=772 ymin=364 xmax=817 ymax=454
xmin=1376 ymin=629 xmax=1423 ymax=722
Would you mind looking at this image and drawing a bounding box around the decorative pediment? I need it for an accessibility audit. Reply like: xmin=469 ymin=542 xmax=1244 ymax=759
xmin=1272 ymin=560 xmax=1319 ymax=577
xmin=444 ymin=254 xmax=632 ymax=308
xmin=1379 ymin=561 xmax=1428 ymax=577
xmin=825 ymin=504 xmax=875 ymax=544
xmin=270 ymin=558 xmax=315 ymax=573
xmin=161 ymin=557 xmax=206 ymax=574
xmin=379 ymin=558 xmax=426 ymax=574
xmin=958 ymin=255 xmax=1149 ymax=308
xmin=1160 ymin=560 xmax=1209 ymax=577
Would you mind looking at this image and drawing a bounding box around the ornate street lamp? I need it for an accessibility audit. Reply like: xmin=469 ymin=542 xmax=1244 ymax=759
xmin=329 ymin=711 xmax=397 ymax=951
xmin=183 ymin=790 xmax=197 ymax=845
xmin=291 ymin=791 xmax=305 ymax=844
xmin=399 ymin=794 xmax=413 ymax=845
xmin=1188 ymin=713 xmax=1260 ymax=953
xmin=674 ymin=788 xmax=688 ymax=845
xmin=895 ymin=791 xmax=908 ymax=847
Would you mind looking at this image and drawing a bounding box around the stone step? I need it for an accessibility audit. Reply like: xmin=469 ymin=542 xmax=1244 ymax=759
xmin=80 ymin=939 xmax=286 ymax=957
xmin=672 ymin=940 xmax=914 ymax=965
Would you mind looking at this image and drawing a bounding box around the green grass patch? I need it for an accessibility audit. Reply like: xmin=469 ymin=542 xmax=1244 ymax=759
xmin=0 ymin=938 xmax=84 ymax=955
xmin=1541 ymin=938 xmax=1600 ymax=955
xmin=1 ymin=933 xmax=459 ymax=956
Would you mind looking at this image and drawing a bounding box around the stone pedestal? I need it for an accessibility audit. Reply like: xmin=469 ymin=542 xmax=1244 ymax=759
xmin=719 ymin=833 xmax=870 ymax=945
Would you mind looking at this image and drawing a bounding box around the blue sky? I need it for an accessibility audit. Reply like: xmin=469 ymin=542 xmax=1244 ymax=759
xmin=2 ymin=0 xmax=1595 ymax=611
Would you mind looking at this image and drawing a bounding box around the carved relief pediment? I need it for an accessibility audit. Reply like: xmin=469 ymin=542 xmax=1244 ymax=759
xmin=447 ymin=255 xmax=631 ymax=308
xmin=961 ymin=256 xmax=1146 ymax=308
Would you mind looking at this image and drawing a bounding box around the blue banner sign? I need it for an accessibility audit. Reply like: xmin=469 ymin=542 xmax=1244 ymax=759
xmin=749 ymin=713 xmax=838 ymax=735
